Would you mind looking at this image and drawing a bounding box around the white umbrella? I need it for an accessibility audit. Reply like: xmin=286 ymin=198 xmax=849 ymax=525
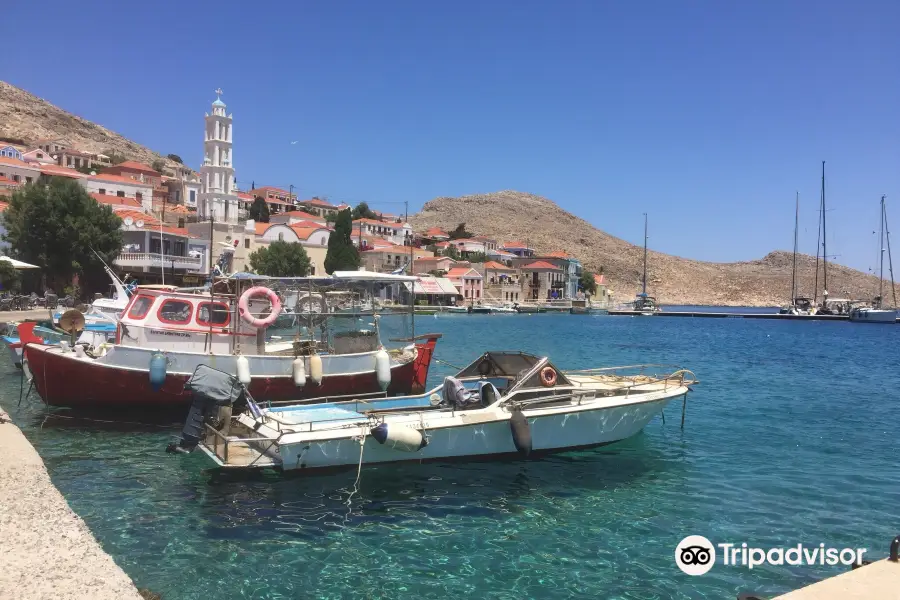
xmin=0 ymin=256 xmax=40 ymax=269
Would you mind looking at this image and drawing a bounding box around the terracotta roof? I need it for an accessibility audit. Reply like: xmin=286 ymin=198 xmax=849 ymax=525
xmin=288 ymin=219 xmax=327 ymax=229
xmin=304 ymin=197 xmax=334 ymax=207
xmin=39 ymin=164 xmax=89 ymax=179
xmin=424 ymin=227 xmax=449 ymax=236
xmin=520 ymin=260 xmax=561 ymax=271
xmin=165 ymin=204 xmax=191 ymax=213
xmin=354 ymin=218 xmax=404 ymax=227
xmin=89 ymin=173 xmax=152 ymax=186
xmin=446 ymin=267 xmax=483 ymax=279
xmin=91 ymin=193 xmax=142 ymax=208
xmin=336 ymin=203 xmax=351 ymax=210
xmin=0 ymin=201 xmax=9 ymax=212
xmin=236 ymin=191 xmax=254 ymax=200
xmin=290 ymin=225 xmax=329 ymax=241
xmin=545 ymin=251 xmax=570 ymax=259
xmin=283 ymin=210 xmax=324 ymax=221
xmin=254 ymin=186 xmax=292 ymax=196
xmin=482 ymin=260 xmax=515 ymax=271
xmin=0 ymin=156 xmax=39 ymax=169
xmin=115 ymin=209 xmax=196 ymax=237
xmin=501 ymin=241 xmax=530 ymax=249
xmin=109 ymin=160 xmax=160 ymax=174
xmin=594 ymin=274 xmax=606 ymax=285
xmin=0 ymin=176 xmax=21 ymax=186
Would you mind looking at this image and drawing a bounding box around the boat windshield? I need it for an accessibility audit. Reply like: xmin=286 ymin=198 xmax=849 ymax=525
xmin=455 ymin=351 xmax=572 ymax=393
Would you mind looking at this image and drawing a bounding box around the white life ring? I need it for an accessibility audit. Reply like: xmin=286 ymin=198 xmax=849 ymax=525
xmin=239 ymin=286 xmax=282 ymax=328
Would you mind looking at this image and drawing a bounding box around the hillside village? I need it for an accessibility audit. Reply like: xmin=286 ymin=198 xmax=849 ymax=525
xmin=0 ymin=89 xmax=604 ymax=307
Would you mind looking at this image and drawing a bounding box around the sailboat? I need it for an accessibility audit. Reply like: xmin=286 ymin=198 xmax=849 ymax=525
xmin=632 ymin=213 xmax=660 ymax=313
xmin=812 ymin=162 xmax=851 ymax=315
xmin=779 ymin=192 xmax=813 ymax=315
xmin=849 ymin=196 xmax=897 ymax=324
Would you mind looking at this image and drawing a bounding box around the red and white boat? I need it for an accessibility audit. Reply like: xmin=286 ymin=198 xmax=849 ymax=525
xmin=24 ymin=273 xmax=440 ymax=409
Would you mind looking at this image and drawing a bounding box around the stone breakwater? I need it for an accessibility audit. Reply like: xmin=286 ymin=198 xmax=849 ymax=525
xmin=0 ymin=404 xmax=143 ymax=600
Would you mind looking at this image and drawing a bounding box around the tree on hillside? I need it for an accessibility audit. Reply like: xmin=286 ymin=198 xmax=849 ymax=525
xmin=166 ymin=153 xmax=184 ymax=164
xmin=249 ymin=196 xmax=270 ymax=222
xmin=466 ymin=251 xmax=487 ymax=263
xmin=448 ymin=223 xmax=473 ymax=239
xmin=351 ymin=202 xmax=379 ymax=221
xmin=249 ymin=240 xmax=311 ymax=277
xmin=102 ymin=150 xmax=128 ymax=165
xmin=324 ymin=209 xmax=360 ymax=273
xmin=151 ymin=159 xmax=166 ymax=173
xmin=3 ymin=179 xmax=123 ymax=295
xmin=579 ymin=270 xmax=597 ymax=296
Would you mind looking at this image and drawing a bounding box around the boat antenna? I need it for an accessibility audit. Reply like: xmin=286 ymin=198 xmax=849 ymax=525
xmin=883 ymin=196 xmax=897 ymax=308
xmin=642 ymin=212 xmax=648 ymax=296
xmin=791 ymin=192 xmax=799 ymax=302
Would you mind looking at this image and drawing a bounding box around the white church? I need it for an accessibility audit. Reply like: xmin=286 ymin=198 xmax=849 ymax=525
xmin=198 ymin=89 xmax=240 ymax=223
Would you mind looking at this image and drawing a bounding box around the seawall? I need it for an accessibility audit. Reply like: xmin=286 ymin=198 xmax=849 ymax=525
xmin=0 ymin=404 xmax=144 ymax=600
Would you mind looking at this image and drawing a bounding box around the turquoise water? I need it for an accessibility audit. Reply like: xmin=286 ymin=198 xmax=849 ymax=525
xmin=5 ymin=313 xmax=900 ymax=599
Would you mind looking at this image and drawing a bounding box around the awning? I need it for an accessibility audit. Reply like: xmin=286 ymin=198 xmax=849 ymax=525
xmin=0 ymin=256 xmax=39 ymax=269
xmin=404 ymin=277 xmax=460 ymax=295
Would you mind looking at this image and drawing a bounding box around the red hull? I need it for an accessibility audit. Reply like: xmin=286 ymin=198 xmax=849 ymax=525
xmin=24 ymin=336 xmax=439 ymax=409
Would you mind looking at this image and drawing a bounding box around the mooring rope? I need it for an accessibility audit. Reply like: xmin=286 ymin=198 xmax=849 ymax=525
xmin=432 ymin=357 xmax=463 ymax=371
xmin=344 ymin=435 xmax=366 ymax=522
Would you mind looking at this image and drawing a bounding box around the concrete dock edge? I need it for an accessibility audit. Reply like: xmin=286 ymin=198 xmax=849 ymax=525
xmin=0 ymin=404 xmax=144 ymax=600
xmin=772 ymin=559 xmax=900 ymax=599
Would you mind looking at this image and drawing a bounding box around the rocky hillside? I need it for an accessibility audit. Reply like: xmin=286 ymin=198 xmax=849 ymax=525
xmin=411 ymin=190 xmax=897 ymax=306
xmin=0 ymin=81 xmax=183 ymax=172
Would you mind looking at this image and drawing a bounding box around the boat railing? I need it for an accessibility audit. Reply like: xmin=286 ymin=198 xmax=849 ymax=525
xmin=564 ymin=364 xmax=699 ymax=389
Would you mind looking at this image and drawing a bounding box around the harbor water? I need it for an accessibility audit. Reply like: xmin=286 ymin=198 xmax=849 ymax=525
xmin=5 ymin=312 xmax=900 ymax=599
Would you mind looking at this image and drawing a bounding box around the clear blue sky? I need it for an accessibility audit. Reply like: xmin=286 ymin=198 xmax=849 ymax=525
xmin=2 ymin=1 xmax=898 ymax=272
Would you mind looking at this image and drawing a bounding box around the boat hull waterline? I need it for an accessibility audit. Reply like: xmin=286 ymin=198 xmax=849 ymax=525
xmin=264 ymin=397 xmax=674 ymax=471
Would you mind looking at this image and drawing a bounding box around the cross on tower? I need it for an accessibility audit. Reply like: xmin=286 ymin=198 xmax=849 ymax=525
xmin=215 ymin=88 xmax=223 ymax=98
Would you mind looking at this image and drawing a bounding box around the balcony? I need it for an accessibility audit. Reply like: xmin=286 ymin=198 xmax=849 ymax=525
xmin=115 ymin=252 xmax=204 ymax=271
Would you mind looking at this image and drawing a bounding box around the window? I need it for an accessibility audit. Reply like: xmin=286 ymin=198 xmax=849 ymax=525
xmin=36 ymin=153 xmax=43 ymax=159
xmin=127 ymin=295 xmax=155 ymax=319
xmin=197 ymin=302 xmax=230 ymax=327
xmin=98 ymin=188 xmax=106 ymax=195
xmin=12 ymin=175 xmax=20 ymax=183
xmin=244 ymin=238 xmax=250 ymax=249
xmin=278 ymin=233 xmax=284 ymax=241
xmin=25 ymin=177 xmax=32 ymax=183
xmin=117 ymin=191 xmax=125 ymax=197
xmin=158 ymin=299 xmax=193 ymax=324
xmin=189 ymin=190 xmax=196 ymax=204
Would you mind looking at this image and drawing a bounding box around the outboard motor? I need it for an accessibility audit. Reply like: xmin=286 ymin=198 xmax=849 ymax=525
xmin=166 ymin=364 xmax=246 ymax=454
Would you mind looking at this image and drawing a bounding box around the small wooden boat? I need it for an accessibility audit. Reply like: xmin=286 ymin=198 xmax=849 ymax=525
xmin=171 ymin=352 xmax=698 ymax=472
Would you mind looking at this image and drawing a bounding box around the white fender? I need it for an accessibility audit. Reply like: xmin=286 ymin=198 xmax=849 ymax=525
xmin=236 ymin=355 xmax=251 ymax=385
xmin=292 ymin=357 xmax=306 ymax=387
xmin=375 ymin=348 xmax=391 ymax=391
xmin=309 ymin=353 xmax=323 ymax=385
xmin=371 ymin=423 xmax=427 ymax=452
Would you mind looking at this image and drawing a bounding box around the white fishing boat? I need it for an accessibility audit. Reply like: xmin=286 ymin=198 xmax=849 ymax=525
xmin=850 ymin=195 xmax=897 ymax=324
xmin=442 ymin=305 xmax=469 ymax=314
xmin=171 ymin=352 xmax=697 ymax=472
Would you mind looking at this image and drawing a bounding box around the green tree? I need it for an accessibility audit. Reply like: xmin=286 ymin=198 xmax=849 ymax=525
xmin=0 ymin=260 xmax=21 ymax=293
xmin=466 ymin=251 xmax=487 ymax=263
xmin=248 ymin=196 xmax=270 ymax=222
xmin=3 ymin=179 xmax=123 ymax=294
xmin=448 ymin=223 xmax=473 ymax=239
xmin=325 ymin=212 xmax=337 ymax=223
xmin=166 ymin=153 xmax=183 ymax=164
xmin=579 ymin=270 xmax=597 ymax=295
xmin=102 ymin=150 xmax=128 ymax=165
xmin=151 ymin=159 xmax=166 ymax=173
xmin=249 ymin=240 xmax=311 ymax=276
xmin=446 ymin=245 xmax=460 ymax=260
xmin=351 ymin=202 xmax=379 ymax=221
xmin=324 ymin=209 xmax=360 ymax=273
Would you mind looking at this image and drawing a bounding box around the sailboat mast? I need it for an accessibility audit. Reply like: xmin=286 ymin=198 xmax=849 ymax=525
xmin=791 ymin=191 xmax=799 ymax=302
xmin=879 ymin=195 xmax=885 ymax=306
xmin=642 ymin=213 xmax=648 ymax=295
xmin=821 ymin=161 xmax=827 ymax=296
xmin=883 ymin=197 xmax=897 ymax=308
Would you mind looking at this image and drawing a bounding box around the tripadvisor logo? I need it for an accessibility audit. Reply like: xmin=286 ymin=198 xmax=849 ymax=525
xmin=675 ymin=536 xmax=867 ymax=575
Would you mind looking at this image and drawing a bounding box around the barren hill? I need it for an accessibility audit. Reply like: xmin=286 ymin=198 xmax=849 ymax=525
xmin=0 ymin=81 xmax=183 ymax=172
xmin=410 ymin=190 xmax=897 ymax=306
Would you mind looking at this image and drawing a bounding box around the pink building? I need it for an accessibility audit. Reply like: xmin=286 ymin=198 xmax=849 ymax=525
xmin=446 ymin=266 xmax=483 ymax=303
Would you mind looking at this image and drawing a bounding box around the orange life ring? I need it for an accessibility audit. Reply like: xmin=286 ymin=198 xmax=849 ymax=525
xmin=540 ymin=366 xmax=557 ymax=387
xmin=239 ymin=286 xmax=282 ymax=328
